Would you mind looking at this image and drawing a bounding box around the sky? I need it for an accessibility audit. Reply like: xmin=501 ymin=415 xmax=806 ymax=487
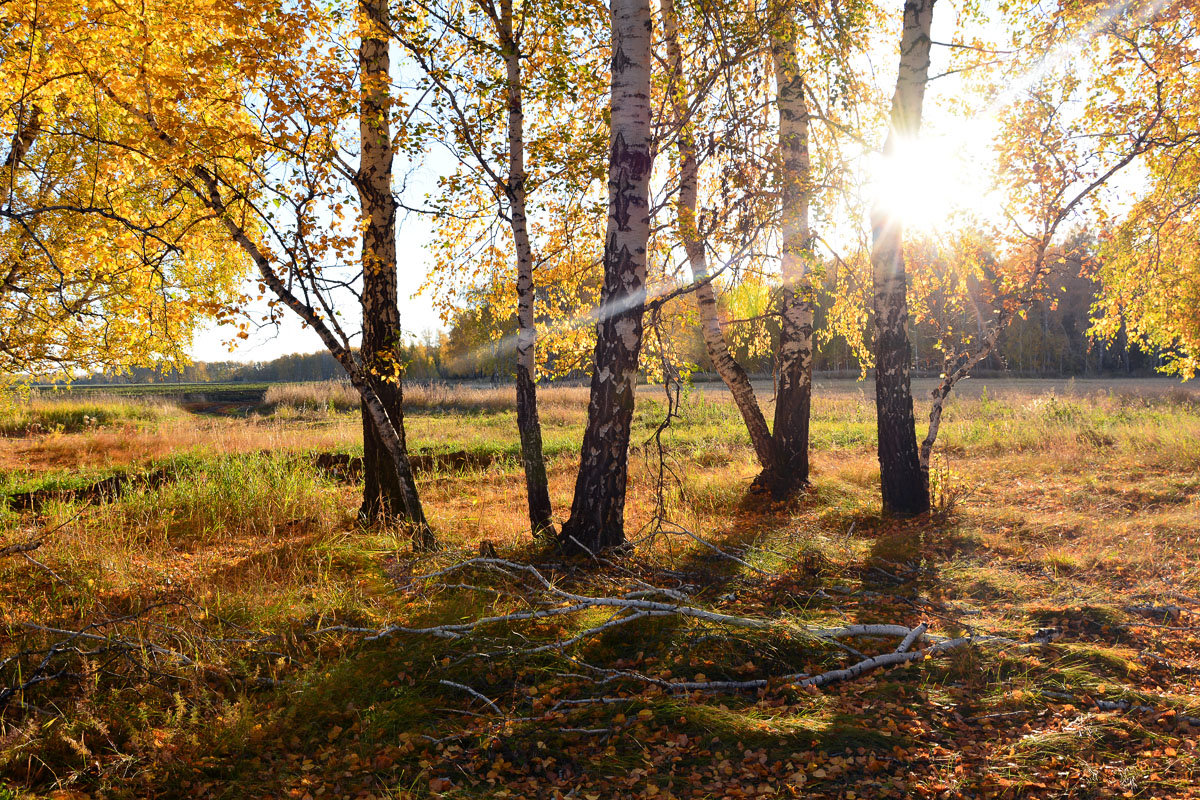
xmin=189 ymin=213 xmax=443 ymax=363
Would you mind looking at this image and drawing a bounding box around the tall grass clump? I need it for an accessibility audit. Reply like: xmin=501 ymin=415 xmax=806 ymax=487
xmin=0 ymin=392 xmax=180 ymax=435
xmin=266 ymin=380 xmax=591 ymax=417
xmin=405 ymin=382 xmax=590 ymax=414
xmin=264 ymin=381 xmax=360 ymax=413
xmin=113 ymin=452 xmax=342 ymax=547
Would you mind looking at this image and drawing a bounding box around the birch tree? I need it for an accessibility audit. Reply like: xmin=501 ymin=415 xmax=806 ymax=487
xmin=871 ymin=0 xmax=935 ymax=516
xmin=767 ymin=6 xmax=818 ymax=495
xmin=9 ymin=0 xmax=436 ymax=546
xmin=358 ymin=0 xmax=424 ymax=526
xmin=559 ymin=0 xmax=654 ymax=553
xmin=661 ymin=0 xmax=779 ymax=486
xmin=660 ymin=0 xmax=873 ymax=498
xmin=399 ymin=0 xmax=608 ymax=538
xmin=498 ymin=0 xmax=554 ymax=536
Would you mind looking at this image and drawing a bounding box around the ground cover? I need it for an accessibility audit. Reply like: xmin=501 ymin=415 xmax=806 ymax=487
xmin=1 ymin=379 xmax=1198 ymax=798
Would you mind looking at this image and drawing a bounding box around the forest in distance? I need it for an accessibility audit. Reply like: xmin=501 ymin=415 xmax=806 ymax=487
xmin=4 ymin=0 xmax=1200 ymax=797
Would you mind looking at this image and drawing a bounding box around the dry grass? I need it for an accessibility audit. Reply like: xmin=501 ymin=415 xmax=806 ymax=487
xmin=0 ymin=392 xmax=181 ymax=436
xmin=405 ymin=381 xmax=591 ymax=414
xmin=265 ymin=380 xmax=593 ymax=417
xmin=264 ymin=380 xmax=361 ymax=412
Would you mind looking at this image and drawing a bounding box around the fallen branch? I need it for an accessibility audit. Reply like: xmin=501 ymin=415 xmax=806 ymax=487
xmin=21 ymin=623 xmax=195 ymax=666
xmin=1123 ymin=604 xmax=1187 ymax=621
xmin=813 ymin=623 xmax=931 ymax=640
xmin=796 ymin=637 xmax=970 ymax=689
xmin=0 ymin=537 xmax=44 ymax=558
xmin=334 ymin=561 xmax=966 ymax=670
xmin=19 ymin=552 xmax=67 ymax=583
xmin=439 ymin=680 xmax=504 ymax=715
xmin=0 ymin=507 xmax=88 ymax=560
xmin=1040 ymin=689 xmax=1200 ymax=727
xmin=557 ymin=625 xmax=969 ymax=694
xmin=896 ymin=623 xmax=928 ymax=653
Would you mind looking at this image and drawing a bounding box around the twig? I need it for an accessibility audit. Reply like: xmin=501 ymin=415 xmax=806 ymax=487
xmin=0 ymin=506 xmax=89 ymax=559
xmin=0 ymin=538 xmax=44 ymax=558
xmin=1040 ymin=689 xmax=1200 ymax=727
xmin=21 ymin=552 xmax=66 ymax=584
xmin=633 ymin=521 xmax=774 ymax=576
xmin=21 ymin=623 xmax=195 ymax=666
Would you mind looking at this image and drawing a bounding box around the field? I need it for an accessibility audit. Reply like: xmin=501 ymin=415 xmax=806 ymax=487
xmin=1 ymin=378 xmax=1199 ymax=798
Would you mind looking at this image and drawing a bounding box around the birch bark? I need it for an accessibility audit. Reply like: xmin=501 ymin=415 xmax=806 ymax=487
xmin=768 ymin=12 xmax=816 ymax=496
xmin=559 ymin=0 xmax=653 ymax=553
xmin=355 ymin=0 xmax=432 ymax=536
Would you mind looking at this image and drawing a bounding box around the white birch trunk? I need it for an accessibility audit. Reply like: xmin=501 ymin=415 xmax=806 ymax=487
xmin=871 ymin=0 xmax=935 ymax=516
xmin=499 ymin=0 xmax=554 ymax=537
xmin=769 ymin=10 xmax=817 ymax=495
xmin=560 ymin=0 xmax=654 ymax=552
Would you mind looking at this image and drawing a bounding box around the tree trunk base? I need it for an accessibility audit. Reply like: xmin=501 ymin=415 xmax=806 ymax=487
xmin=516 ymin=364 xmax=555 ymax=539
xmin=556 ymin=519 xmax=628 ymax=557
xmin=879 ymin=489 xmax=930 ymax=517
xmin=749 ymin=468 xmax=809 ymax=501
xmin=360 ymin=401 xmax=409 ymax=520
xmin=357 ymin=507 xmax=438 ymax=552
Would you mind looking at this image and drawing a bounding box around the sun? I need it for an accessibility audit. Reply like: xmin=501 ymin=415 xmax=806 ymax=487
xmin=866 ymin=130 xmax=1000 ymax=233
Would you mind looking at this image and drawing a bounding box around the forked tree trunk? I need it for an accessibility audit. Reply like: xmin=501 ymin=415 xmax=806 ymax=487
xmin=768 ymin=13 xmax=816 ymax=497
xmin=558 ymin=0 xmax=653 ymax=554
xmin=661 ymin=0 xmax=778 ymax=479
xmin=356 ymin=0 xmax=433 ymax=544
xmin=499 ymin=0 xmax=555 ymax=538
xmin=871 ymin=0 xmax=935 ymax=516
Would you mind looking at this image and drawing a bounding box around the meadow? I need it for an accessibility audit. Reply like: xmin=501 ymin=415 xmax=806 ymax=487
xmin=1 ymin=378 xmax=1199 ymax=798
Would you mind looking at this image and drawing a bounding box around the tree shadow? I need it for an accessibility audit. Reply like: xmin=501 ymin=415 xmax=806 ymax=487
xmin=855 ymin=508 xmax=989 ymax=630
